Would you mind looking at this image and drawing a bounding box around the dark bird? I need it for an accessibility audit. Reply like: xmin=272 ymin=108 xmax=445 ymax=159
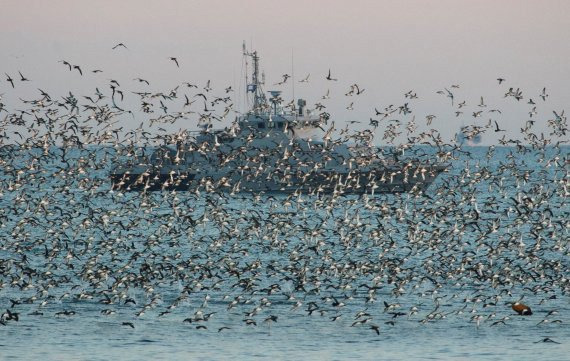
xmin=60 ymin=60 xmax=72 ymax=71
xmin=494 ymin=121 xmax=506 ymax=133
xmin=534 ymin=338 xmax=560 ymax=344
xmin=539 ymin=87 xmax=548 ymax=101
xmin=169 ymin=57 xmax=180 ymax=67
xmin=134 ymin=78 xmax=150 ymax=85
xmin=497 ymin=78 xmax=505 ymax=84
xmin=73 ymin=65 xmax=83 ymax=76
xmin=122 ymin=322 xmax=135 ymax=328
xmin=112 ymin=43 xmax=128 ymax=50
xmin=5 ymin=73 xmax=14 ymax=88
xmin=18 ymin=71 xmax=29 ymax=81
xmin=326 ymin=69 xmax=337 ymax=81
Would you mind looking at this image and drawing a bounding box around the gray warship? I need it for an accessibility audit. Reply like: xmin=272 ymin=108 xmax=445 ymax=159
xmin=111 ymin=47 xmax=447 ymax=194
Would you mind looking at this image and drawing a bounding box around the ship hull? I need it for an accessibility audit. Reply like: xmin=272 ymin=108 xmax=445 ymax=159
xmin=110 ymin=164 xmax=446 ymax=194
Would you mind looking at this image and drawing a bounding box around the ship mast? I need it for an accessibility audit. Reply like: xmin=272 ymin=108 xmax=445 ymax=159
xmin=243 ymin=42 xmax=266 ymax=114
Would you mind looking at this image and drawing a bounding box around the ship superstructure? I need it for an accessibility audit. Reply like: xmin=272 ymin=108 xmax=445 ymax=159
xmin=111 ymin=46 xmax=447 ymax=194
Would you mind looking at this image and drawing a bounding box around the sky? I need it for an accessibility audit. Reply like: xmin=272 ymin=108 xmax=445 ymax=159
xmin=1 ymin=0 xmax=569 ymax=145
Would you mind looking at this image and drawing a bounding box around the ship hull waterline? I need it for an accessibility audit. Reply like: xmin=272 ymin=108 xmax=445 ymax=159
xmin=110 ymin=165 xmax=447 ymax=194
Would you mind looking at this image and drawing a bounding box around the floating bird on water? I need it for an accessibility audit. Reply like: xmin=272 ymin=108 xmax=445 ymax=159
xmin=511 ymin=302 xmax=532 ymax=316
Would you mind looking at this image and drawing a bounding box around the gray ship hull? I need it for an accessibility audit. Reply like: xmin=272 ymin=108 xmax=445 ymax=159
xmin=111 ymin=163 xmax=446 ymax=194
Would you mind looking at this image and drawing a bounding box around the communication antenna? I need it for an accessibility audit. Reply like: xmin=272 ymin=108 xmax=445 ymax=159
xmin=292 ymin=48 xmax=295 ymax=118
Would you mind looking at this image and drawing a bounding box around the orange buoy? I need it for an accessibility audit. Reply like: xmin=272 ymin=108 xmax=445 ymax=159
xmin=512 ymin=302 xmax=532 ymax=315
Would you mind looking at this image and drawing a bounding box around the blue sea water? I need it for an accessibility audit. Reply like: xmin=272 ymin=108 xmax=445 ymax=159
xmin=0 ymin=146 xmax=568 ymax=360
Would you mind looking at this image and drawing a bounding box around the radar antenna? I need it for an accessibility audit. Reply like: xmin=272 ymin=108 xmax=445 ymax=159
xmin=243 ymin=43 xmax=267 ymax=114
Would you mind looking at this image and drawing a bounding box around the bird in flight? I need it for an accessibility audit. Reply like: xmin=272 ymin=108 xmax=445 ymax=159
xmin=326 ymin=69 xmax=337 ymax=81
xmin=5 ymin=73 xmax=14 ymax=88
xmin=73 ymin=65 xmax=83 ymax=76
xmin=112 ymin=43 xmax=128 ymax=50
xmin=494 ymin=120 xmax=506 ymax=132
xmin=170 ymin=57 xmax=180 ymax=67
xmin=134 ymin=78 xmax=150 ymax=85
xmin=18 ymin=71 xmax=29 ymax=81
xmin=539 ymin=87 xmax=548 ymax=101
xmin=60 ymin=60 xmax=72 ymax=71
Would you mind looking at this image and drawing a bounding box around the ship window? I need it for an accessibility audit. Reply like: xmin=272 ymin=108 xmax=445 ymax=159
xmin=258 ymin=122 xmax=265 ymax=129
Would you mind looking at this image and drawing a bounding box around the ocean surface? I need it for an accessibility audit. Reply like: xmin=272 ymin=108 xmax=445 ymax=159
xmin=0 ymin=145 xmax=568 ymax=360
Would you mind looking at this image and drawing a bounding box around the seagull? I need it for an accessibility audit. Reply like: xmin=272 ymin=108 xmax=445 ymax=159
xmin=73 ymin=65 xmax=83 ymax=76
xmin=299 ymin=74 xmax=310 ymax=83
xmin=112 ymin=43 xmax=128 ymax=50
xmin=5 ymin=73 xmax=14 ymax=88
xmin=326 ymin=69 xmax=337 ymax=81
xmin=18 ymin=71 xmax=29 ymax=81
xmin=169 ymin=57 xmax=180 ymax=67
xmin=539 ymin=87 xmax=548 ymax=101
xmin=60 ymin=60 xmax=72 ymax=71
xmin=494 ymin=121 xmax=506 ymax=132
xmin=445 ymin=88 xmax=454 ymax=106
xmin=203 ymin=80 xmax=212 ymax=92
xmin=534 ymin=338 xmax=560 ymax=344
xmin=134 ymin=78 xmax=150 ymax=85
xmin=497 ymin=78 xmax=505 ymax=84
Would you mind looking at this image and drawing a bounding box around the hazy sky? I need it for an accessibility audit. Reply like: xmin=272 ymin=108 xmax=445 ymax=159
xmin=1 ymin=0 xmax=569 ymax=144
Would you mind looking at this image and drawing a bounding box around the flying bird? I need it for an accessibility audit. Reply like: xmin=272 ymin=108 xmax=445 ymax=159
xmin=5 ymin=73 xmax=14 ymax=88
xmin=112 ymin=43 xmax=128 ymax=50
xmin=494 ymin=121 xmax=506 ymax=132
xmin=60 ymin=60 xmax=72 ymax=71
xmin=134 ymin=78 xmax=150 ymax=85
xmin=326 ymin=69 xmax=337 ymax=81
xmin=18 ymin=71 xmax=29 ymax=81
xmin=169 ymin=57 xmax=180 ymax=67
xmin=73 ymin=65 xmax=83 ymax=76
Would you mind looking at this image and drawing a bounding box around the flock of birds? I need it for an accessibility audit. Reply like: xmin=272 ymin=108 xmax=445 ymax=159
xmin=0 ymin=44 xmax=568 ymax=348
